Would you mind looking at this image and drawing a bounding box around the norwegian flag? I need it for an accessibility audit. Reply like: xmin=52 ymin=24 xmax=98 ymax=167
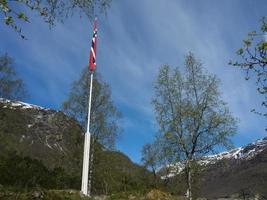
xmin=89 ymin=19 xmax=97 ymax=71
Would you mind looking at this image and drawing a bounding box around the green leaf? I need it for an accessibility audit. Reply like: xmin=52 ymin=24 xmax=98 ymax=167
xmin=236 ymin=48 xmax=244 ymax=55
xmin=4 ymin=16 xmax=13 ymax=25
xmin=17 ymin=12 xmax=24 ymax=19
xmin=0 ymin=2 xmax=10 ymax=12
xmin=243 ymin=38 xmax=252 ymax=46
xmin=261 ymin=22 xmax=267 ymax=32
xmin=17 ymin=12 xmax=28 ymax=22
xmin=258 ymin=41 xmax=267 ymax=50
xmin=248 ymin=31 xmax=257 ymax=36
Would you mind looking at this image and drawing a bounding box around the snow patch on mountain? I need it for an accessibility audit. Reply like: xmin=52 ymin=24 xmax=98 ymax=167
xmin=0 ymin=98 xmax=50 ymax=111
xmin=203 ymin=137 xmax=267 ymax=165
xmin=161 ymin=137 xmax=267 ymax=179
xmin=161 ymin=162 xmax=185 ymax=179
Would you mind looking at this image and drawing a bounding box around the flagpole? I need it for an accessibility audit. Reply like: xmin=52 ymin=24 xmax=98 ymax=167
xmin=81 ymin=71 xmax=94 ymax=196
xmin=81 ymin=17 xmax=97 ymax=197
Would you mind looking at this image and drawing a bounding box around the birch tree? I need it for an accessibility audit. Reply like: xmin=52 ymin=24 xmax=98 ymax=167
xmin=0 ymin=54 xmax=27 ymax=100
xmin=62 ymin=67 xmax=121 ymax=149
xmin=152 ymin=53 xmax=237 ymax=200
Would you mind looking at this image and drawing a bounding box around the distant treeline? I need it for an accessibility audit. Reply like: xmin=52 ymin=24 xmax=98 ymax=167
xmin=0 ymin=152 xmax=80 ymax=189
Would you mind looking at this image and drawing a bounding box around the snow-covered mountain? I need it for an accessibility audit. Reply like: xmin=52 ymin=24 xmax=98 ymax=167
xmin=201 ymin=137 xmax=267 ymax=165
xmin=0 ymin=98 xmax=50 ymax=110
xmin=161 ymin=137 xmax=267 ymax=179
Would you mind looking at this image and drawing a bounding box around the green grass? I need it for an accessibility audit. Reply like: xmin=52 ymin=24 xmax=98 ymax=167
xmin=0 ymin=187 xmax=186 ymax=200
xmin=0 ymin=187 xmax=93 ymax=200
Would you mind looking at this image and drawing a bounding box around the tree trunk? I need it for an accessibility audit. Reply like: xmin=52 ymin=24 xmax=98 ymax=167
xmin=152 ymin=168 xmax=158 ymax=188
xmin=186 ymin=160 xmax=192 ymax=200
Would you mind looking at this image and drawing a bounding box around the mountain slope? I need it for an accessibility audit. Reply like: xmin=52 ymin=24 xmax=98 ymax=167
xmin=0 ymin=98 xmax=83 ymax=173
xmin=0 ymin=98 xmax=152 ymax=194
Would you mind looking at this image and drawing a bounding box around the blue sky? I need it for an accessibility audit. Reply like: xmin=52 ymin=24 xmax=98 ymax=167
xmin=1 ymin=0 xmax=266 ymax=163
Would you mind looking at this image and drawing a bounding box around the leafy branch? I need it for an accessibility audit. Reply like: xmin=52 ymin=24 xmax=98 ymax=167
xmin=0 ymin=0 xmax=111 ymax=39
xmin=229 ymin=17 xmax=267 ymax=118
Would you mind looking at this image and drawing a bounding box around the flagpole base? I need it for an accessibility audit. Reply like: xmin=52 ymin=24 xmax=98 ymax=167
xmin=81 ymin=132 xmax=91 ymax=197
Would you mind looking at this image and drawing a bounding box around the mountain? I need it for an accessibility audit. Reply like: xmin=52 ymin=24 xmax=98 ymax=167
xmin=161 ymin=137 xmax=267 ymax=198
xmin=0 ymin=98 xmax=152 ymax=194
xmin=2 ymin=97 xmax=266 ymax=198
xmin=0 ymin=98 xmax=83 ymax=173
xmin=201 ymin=137 xmax=267 ymax=165
xmin=201 ymin=138 xmax=267 ymax=198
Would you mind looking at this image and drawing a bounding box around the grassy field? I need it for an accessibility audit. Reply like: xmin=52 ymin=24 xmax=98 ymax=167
xmin=0 ymin=187 xmax=186 ymax=200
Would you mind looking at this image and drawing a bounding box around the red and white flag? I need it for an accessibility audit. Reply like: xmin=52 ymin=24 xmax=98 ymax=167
xmin=89 ymin=18 xmax=97 ymax=71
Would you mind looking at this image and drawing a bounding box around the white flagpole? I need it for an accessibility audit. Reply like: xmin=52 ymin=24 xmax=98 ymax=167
xmin=81 ymin=72 xmax=94 ymax=196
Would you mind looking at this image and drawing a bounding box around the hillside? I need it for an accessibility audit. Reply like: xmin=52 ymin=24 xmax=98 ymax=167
xmin=0 ymin=98 xmax=83 ymax=173
xmin=0 ymin=98 xmax=152 ymax=194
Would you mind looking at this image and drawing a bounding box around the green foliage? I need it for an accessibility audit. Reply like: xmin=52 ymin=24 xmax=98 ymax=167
xmin=229 ymin=17 xmax=267 ymax=119
xmin=92 ymin=144 xmax=153 ymax=195
xmin=237 ymin=48 xmax=244 ymax=55
xmin=62 ymin=68 xmax=121 ymax=149
xmin=0 ymin=54 xmax=27 ymax=100
xmin=243 ymin=38 xmax=252 ymax=47
xmin=141 ymin=143 xmax=159 ymax=174
xmin=0 ymin=148 xmax=152 ymax=195
xmin=107 ymin=189 xmax=181 ymax=200
xmin=0 ymin=0 xmax=111 ymax=39
xmin=0 ymin=152 xmax=78 ymax=189
xmin=141 ymin=136 xmax=180 ymax=188
xmin=0 ymin=146 xmax=152 ymax=195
